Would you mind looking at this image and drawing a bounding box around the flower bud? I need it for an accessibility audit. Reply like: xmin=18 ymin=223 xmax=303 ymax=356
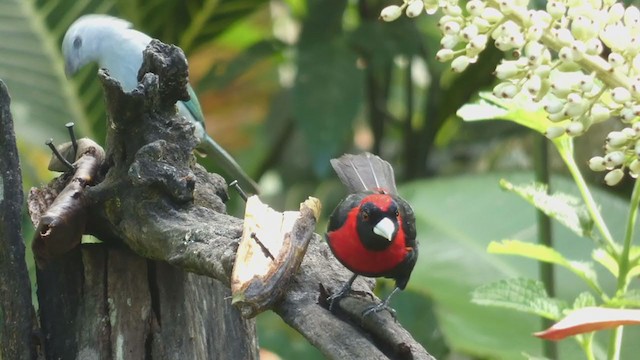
xmin=590 ymin=104 xmax=611 ymax=123
xmin=588 ymin=156 xmax=607 ymax=172
xmin=534 ymin=65 xmax=552 ymax=77
xmin=493 ymin=82 xmax=519 ymax=98
xmin=630 ymin=159 xmax=640 ymax=178
xmin=466 ymin=0 xmax=485 ymax=16
xmin=604 ymin=168 xmax=624 ymax=186
xmin=443 ymin=21 xmax=461 ymax=35
xmin=441 ymin=34 xmax=460 ymax=49
xmin=607 ymin=131 xmax=630 ymax=147
xmin=526 ymin=25 xmax=544 ymax=42
xmin=545 ymin=125 xmax=566 ymax=139
xmin=612 ymin=87 xmax=632 ymax=104
xmin=555 ymin=28 xmax=574 ymax=44
xmin=472 ymin=17 xmax=491 ymax=32
xmin=547 ymin=1 xmax=566 ymax=20
xmin=451 ymin=55 xmax=471 ymax=72
xmin=380 ymin=5 xmax=402 ymax=22
xmin=608 ymin=52 xmax=625 ymax=68
xmin=548 ymin=111 xmax=568 ymax=122
xmin=495 ymin=61 xmax=520 ymax=79
xmin=544 ymin=97 xmax=565 ymax=114
xmin=625 ymin=6 xmax=640 ymax=27
xmin=570 ymin=16 xmax=588 ymax=40
xmin=621 ymin=107 xmax=637 ymax=122
xmin=444 ymin=4 xmax=462 ymax=17
xmin=566 ymin=121 xmax=585 ymax=136
xmin=586 ymin=38 xmax=603 ymax=55
xmin=605 ymin=151 xmax=625 ymax=167
xmin=559 ymin=46 xmax=574 ymax=62
xmin=406 ymin=0 xmax=424 ymax=18
xmin=623 ymin=127 xmax=636 ymax=138
xmin=526 ymin=75 xmax=542 ymax=95
xmin=461 ymin=25 xmax=479 ymax=40
xmin=608 ymin=3 xmax=625 ymax=25
xmin=481 ymin=7 xmax=504 ymax=23
xmin=436 ymin=49 xmax=455 ymax=62
xmin=469 ymin=34 xmax=488 ymax=50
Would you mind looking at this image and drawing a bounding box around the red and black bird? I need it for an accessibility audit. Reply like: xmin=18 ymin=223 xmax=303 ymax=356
xmin=326 ymin=152 xmax=418 ymax=315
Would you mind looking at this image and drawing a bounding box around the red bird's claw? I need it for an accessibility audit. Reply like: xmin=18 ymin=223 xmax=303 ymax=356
xmin=327 ymin=291 xmax=348 ymax=311
xmin=362 ymin=302 xmax=397 ymax=318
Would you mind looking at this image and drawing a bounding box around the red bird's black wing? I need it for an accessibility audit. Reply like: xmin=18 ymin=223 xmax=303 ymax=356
xmin=391 ymin=195 xmax=418 ymax=290
xmin=330 ymin=152 xmax=398 ymax=194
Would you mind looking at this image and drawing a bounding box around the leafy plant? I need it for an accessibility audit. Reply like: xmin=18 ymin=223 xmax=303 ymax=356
xmin=383 ymin=0 xmax=640 ymax=359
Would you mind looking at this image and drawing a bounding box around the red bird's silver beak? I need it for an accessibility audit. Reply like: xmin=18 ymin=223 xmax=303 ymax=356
xmin=373 ymin=217 xmax=395 ymax=241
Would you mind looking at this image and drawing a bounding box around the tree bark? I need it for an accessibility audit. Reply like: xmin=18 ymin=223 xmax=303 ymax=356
xmin=0 ymin=80 xmax=40 ymax=359
xmin=25 ymin=41 xmax=434 ymax=359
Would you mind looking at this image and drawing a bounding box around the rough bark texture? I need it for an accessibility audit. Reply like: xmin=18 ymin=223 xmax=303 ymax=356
xmin=29 ymin=40 xmax=433 ymax=359
xmin=33 ymin=42 xmax=258 ymax=360
xmin=36 ymin=245 xmax=257 ymax=360
xmin=0 ymin=80 xmax=40 ymax=360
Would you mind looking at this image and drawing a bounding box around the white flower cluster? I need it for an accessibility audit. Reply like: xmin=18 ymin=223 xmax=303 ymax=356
xmin=380 ymin=0 xmax=640 ymax=186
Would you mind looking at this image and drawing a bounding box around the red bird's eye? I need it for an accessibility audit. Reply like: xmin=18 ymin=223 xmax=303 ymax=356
xmin=395 ymin=210 xmax=399 ymax=217
xmin=362 ymin=212 xmax=369 ymax=221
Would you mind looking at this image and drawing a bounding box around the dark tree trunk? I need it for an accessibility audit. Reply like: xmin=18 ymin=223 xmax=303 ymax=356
xmin=0 ymin=80 xmax=40 ymax=360
xmin=36 ymin=246 xmax=257 ymax=360
xmin=4 ymin=39 xmax=434 ymax=360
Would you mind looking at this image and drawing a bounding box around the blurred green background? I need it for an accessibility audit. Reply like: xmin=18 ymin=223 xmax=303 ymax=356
xmin=3 ymin=0 xmax=638 ymax=358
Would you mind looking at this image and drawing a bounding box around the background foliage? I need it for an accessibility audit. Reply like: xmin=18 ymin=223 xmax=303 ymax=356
xmin=2 ymin=0 xmax=637 ymax=358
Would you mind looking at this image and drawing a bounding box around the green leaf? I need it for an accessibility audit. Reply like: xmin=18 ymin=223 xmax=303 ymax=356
xmin=499 ymin=179 xmax=594 ymax=238
xmin=592 ymin=248 xmax=618 ymax=277
xmin=457 ymin=92 xmax=552 ymax=134
xmin=293 ymin=0 xmax=362 ymax=175
xmin=488 ymin=240 xmax=601 ymax=294
xmin=472 ymin=278 xmax=567 ymax=320
xmin=608 ymin=289 xmax=640 ymax=307
xmin=401 ymin=172 xmax=630 ymax=359
xmin=573 ymin=292 xmax=597 ymax=309
xmin=456 ymin=100 xmax=508 ymax=121
xmin=198 ymin=39 xmax=285 ymax=91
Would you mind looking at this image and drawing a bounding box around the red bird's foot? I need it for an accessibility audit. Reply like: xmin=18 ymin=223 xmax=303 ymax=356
xmin=362 ymin=302 xmax=396 ymax=317
xmin=362 ymin=286 xmax=401 ymax=317
xmin=327 ymin=274 xmax=358 ymax=311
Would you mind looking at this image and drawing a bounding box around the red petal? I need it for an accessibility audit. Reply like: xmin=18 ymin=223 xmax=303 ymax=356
xmin=534 ymin=307 xmax=640 ymax=341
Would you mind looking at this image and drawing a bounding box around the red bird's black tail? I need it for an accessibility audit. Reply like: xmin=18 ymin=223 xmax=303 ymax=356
xmin=330 ymin=152 xmax=397 ymax=194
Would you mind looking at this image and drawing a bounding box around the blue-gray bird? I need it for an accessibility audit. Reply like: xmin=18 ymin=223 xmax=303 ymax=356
xmin=62 ymin=14 xmax=259 ymax=193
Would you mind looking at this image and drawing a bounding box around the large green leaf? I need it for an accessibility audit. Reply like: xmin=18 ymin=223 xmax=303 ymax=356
xmin=499 ymin=179 xmax=594 ymax=239
xmin=472 ymin=278 xmax=567 ymax=320
xmin=399 ymin=172 xmax=633 ymax=359
xmin=1 ymin=0 xmax=271 ymax=189
xmin=293 ymin=0 xmax=363 ymax=175
xmin=0 ymin=0 xmax=111 ymax=192
xmin=488 ymin=240 xmax=601 ymax=294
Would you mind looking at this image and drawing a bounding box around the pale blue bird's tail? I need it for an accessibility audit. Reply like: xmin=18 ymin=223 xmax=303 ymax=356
xmin=179 ymin=86 xmax=259 ymax=195
xmin=197 ymin=133 xmax=259 ymax=194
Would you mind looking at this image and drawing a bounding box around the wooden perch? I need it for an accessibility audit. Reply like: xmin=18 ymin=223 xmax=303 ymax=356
xmin=231 ymin=196 xmax=320 ymax=317
xmin=29 ymin=138 xmax=105 ymax=268
xmin=26 ymin=40 xmax=433 ymax=359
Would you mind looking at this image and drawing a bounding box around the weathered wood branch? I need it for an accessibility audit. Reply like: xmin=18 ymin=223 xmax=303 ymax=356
xmin=30 ymin=40 xmax=433 ymax=359
xmin=0 ymin=80 xmax=41 ymax=359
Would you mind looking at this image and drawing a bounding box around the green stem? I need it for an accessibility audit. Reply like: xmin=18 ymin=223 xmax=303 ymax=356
xmin=617 ymin=178 xmax=640 ymax=290
xmin=534 ymin=135 xmax=556 ymax=359
xmin=608 ymin=327 xmax=623 ymax=360
xmin=607 ymin=179 xmax=640 ymax=360
xmin=581 ymin=334 xmax=595 ymax=360
xmin=555 ymin=138 xmax=616 ymax=251
xmin=179 ymin=0 xmax=219 ymax=53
